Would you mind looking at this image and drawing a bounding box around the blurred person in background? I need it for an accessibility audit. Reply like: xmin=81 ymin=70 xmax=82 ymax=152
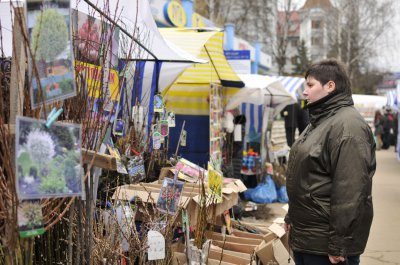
xmin=374 ymin=109 xmax=384 ymax=150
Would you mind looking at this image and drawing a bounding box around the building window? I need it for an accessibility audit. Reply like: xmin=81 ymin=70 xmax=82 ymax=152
xmin=291 ymin=56 xmax=297 ymax=65
xmin=312 ymin=20 xmax=322 ymax=29
xmin=311 ymin=36 xmax=322 ymax=47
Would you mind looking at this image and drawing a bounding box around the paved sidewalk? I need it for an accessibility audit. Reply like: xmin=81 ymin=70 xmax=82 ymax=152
xmin=362 ymin=148 xmax=400 ymax=265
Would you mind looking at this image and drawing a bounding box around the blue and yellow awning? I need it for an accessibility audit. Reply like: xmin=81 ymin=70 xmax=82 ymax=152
xmin=159 ymin=28 xmax=243 ymax=115
xmin=159 ymin=28 xmax=244 ymax=87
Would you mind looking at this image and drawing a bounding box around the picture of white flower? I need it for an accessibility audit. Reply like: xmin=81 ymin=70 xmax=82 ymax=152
xmin=16 ymin=116 xmax=82 ymax=199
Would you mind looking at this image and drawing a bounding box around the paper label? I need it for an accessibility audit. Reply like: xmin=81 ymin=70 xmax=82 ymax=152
xmin=127 ymin=157 xmax=146 ymax=183
xmin=167 ymin=111 xmax=175 ymax=127
xmin=154 ymin=95 xmax=163 ymax=113
xmin=113 ymin=119 xmax=124 ymax=136
xmin=208 ymin=162 xmax=223 ymax=203
xmin=180 ymin=130 xmax=187 ymax=146
xmin=147 ymin=230 xmax=165 ymax=260
xmin=160 ymin=120 xmax=169 ymax=137
xmin=156 ymin=178 xmax=184 ymax=214
xmin=153 ymin=132 xmax=162 ymax=150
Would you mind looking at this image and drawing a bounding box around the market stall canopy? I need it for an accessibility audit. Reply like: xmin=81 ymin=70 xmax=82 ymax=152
xmin=274 ymin=76 xmax=305 ymax=99
xmin=227 ymin=75 xmax=296 ymax=138
xmin=159 ymin=28 xmax=244 ymax=88
xmin=226 ymin=74 xmax=296 ymax=115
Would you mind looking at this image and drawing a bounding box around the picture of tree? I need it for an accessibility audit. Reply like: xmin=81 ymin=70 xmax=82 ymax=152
xmin=16 ymin=116 xmax=82 ymax=199
xmin=31 ymin=9 xmax=68 ymax=65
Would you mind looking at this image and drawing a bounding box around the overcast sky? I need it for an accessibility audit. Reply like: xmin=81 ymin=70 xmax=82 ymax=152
xmin=279 ymin=0 xmax=400 ymax=73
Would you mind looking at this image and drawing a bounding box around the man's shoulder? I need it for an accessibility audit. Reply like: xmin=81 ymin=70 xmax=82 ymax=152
xmin=332 ymin=106 xmax=372 ymax=137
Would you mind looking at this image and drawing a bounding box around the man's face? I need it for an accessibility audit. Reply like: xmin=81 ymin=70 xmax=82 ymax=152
xmin=303 ymin=76 xmax=335 ymax=104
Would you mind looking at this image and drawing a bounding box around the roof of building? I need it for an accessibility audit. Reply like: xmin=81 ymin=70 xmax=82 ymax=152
xmin=300 ymin=0 xmax=333 ymax=10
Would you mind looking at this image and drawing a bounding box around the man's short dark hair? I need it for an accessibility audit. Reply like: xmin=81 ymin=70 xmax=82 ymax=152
xmin=305 ymin=59 xmax=352 ymax=96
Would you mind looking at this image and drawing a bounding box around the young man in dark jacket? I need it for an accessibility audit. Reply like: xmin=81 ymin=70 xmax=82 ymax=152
xmin=284 ymin=59 xmax=376 ymax=265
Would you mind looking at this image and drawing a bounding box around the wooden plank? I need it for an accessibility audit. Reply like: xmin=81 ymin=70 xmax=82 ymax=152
xmin=9 ymin=7 xmax=26 ymax=123
xmin=81 ymin=148 xmax=117 ymax=171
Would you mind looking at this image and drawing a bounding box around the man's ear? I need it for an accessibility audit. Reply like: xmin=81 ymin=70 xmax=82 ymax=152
xmin=327 ymin=80 xmax=336 ymax=93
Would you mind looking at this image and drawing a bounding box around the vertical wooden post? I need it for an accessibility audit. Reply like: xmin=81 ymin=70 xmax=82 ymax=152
xmin=9 ymin=7 xmax=26 ymax=123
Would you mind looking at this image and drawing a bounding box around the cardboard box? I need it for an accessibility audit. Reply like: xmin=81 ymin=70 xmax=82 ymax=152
xmin=211 ymin=240 xmax=257 ymax=254
xmin=112 ymin=181 xmax=240 ymax=227
xmin=210 ymin=245 xmax=252 ymax=260
xmin=207 ymin=258 xmax=239 ymax=265
xmin=172 ymin=247 xmax=251 ymax=265
xmin=206 ymin=231 xmax=262 ymax=245
xmin=231 ymin=229 xmax=264 ymax=240
xmin=254 ymin=226 xmax=293 ymax=265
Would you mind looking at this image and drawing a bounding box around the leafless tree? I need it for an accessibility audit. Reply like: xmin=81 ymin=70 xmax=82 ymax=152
xmin=327 ymin=0 xmax=395 ymax=86
xmin=273 ymin=0 xmax=292 ymax=75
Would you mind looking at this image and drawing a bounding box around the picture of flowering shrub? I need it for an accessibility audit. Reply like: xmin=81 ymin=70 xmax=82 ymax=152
xmin=16 ymin=116 xmax=82 ymax=199
xmin=18 ymin=200 xmax=44 ymax=237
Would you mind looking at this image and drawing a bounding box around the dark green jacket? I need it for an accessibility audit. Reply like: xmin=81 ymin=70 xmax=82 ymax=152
xmin=286 ymin=91 xmax=376 ymax=257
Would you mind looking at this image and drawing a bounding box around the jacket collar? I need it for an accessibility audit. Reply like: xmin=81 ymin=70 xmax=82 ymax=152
xmin=306 ymin=91 xmax=354 ymax=126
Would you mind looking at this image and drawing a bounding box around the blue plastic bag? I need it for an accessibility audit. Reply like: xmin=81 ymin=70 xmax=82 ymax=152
xmin=243 ymin=188 xmax=254 ymax=201
xmin=250 ymin=175 xmax=277 ymax=203
xmin=277 ymin=185 xmax=289 ymax=203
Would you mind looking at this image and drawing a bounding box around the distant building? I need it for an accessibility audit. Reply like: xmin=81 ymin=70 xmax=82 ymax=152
xmin=298 ymin=0 xmax=336 ymax=63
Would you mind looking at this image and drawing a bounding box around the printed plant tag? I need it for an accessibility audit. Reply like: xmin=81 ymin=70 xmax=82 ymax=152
xmin=153 ymin=132 xmax=162 ymax=150
xmin=127 ymin=157 xmax=146 ymax=183
xmin=113 ymin=119 xmax=125 ymax=136
xmin=107 ymin=145 xmax=127 ymax=174
xmin=208 ymin=162 xmax=223 ymax=203
xmin=154 ymin=95 xmax=163 ymax=113
xmin=180 ymin=130 xmax=187 ymax=146
xmin=156 ymin=178 xmax=184 ymax=214
xmin=18 ymin=200 xmax=44 ymax=238
xmin=167 ymin=111 xmax=175 ymax=127
xmin=147 ymin=230 xmax=165 ymax=260
xmin=160 ymin=120 xmax=169 ymax=137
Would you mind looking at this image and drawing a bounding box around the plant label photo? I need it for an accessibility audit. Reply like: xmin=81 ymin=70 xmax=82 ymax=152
xmin=27 ymin=0 xmax=76 ymax=108
xmin=18 ymin=200 xmax=45 ymax=238
xmin=15 ymin=116 xmax=83 ymax=199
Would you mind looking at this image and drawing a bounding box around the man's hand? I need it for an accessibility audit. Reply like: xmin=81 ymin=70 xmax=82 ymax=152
xmin=328 ymin=255 xmax=345 ymax=264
